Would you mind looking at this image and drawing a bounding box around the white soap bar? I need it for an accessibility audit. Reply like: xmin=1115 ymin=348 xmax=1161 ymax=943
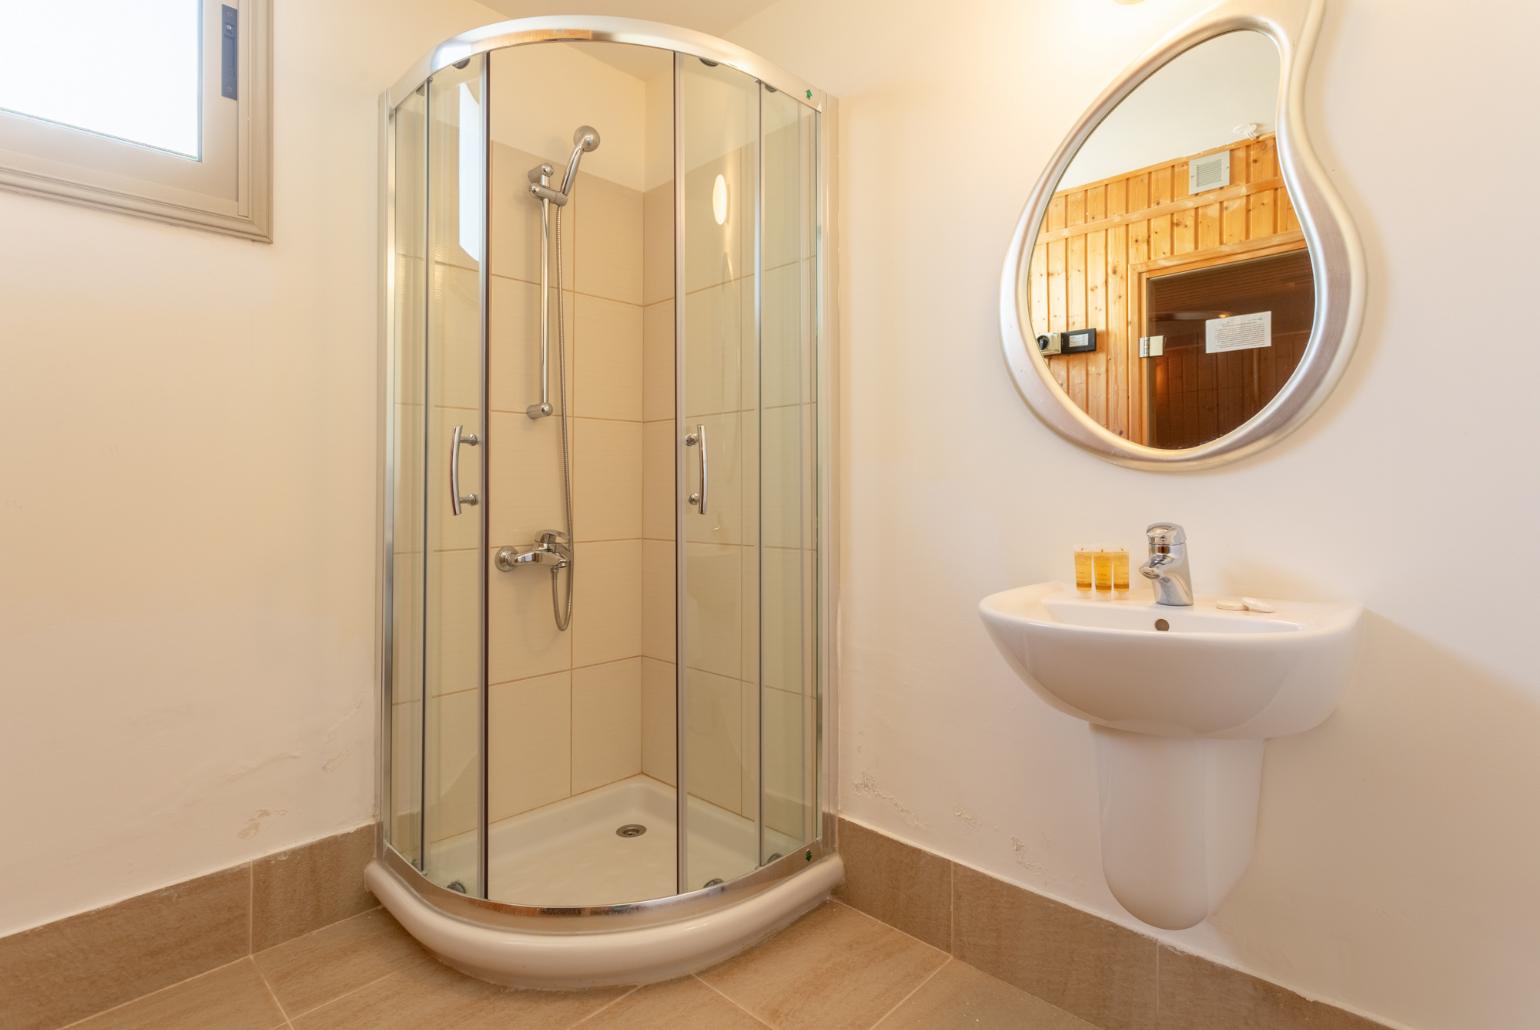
xmin=1216 ymin=599 xmax=1248 ymax=611
xmin=1241 ymin=596 xmax=1277 ymax=613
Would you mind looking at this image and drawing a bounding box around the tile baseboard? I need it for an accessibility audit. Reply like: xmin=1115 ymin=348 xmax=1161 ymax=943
xmin=833 ymin=816 xmax=1393 ymax=1030
xmin=0 ymin=822 xmax=376 ymax=1030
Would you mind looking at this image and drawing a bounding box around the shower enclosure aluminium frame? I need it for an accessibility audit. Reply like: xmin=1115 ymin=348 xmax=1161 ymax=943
xmin=371 ymin=17 xmax=841 ymax=984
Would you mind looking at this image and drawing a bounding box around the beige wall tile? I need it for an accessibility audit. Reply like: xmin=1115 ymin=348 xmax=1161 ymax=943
xmin=251 ymin=825 xmax=376 ymax=952
xmin=952 ymin=864 xmax=1157 ymax=1030
xmin=255 ymin=908 xmax=432 ymax=1018
xmin=487 ymin=547 xmax=572 ymax=684
xmin=642 ymin=299 xmax=675 ymax=422
xmin=740 ymin=680 xmax=759 ymax=824
xmin=761 ymin=111 xmax=817 ymax=275
xmin=573 ymin=294 xmax=643 ymax=421
xmin=761 ymin=261 xmax=815 ymax=409
xmin=70 ymin=958 xmax=286 ymax=1030
xmin=424 ymin=689 xmax=480 ymax=843
xmin=424 ymin=548 xmax=479 ymax=697
xmin=761 ymin=546 xmax=811 ymax=694
xmin=0 ymin=865 xmax=249 ymax=1030
xmin=699 ymin=902 xmax=946 ymax=1030
xmin=641 ymin=658 xmax=677 ymax=785
xmin=642 ymin=419 xmax=676 ymax=541
xmin=572 ymin=539 xmax=642 ymax=667
xmin=388 ymin=699 xmax=421 ymax=862
xmin=881 ymin=959 xmax=1097 ymax=1030
xmin=430 ymin=262 xmax=482 ymax=411
xmin=488 ymin=672 xmax=571 ymax=821
xmin=682 ymin=279 xmax=744 ymax=418
xmin=762 ymin=687 xmax=814 ymax=841
xmin=683 ymin=150 xmax=755 ymax=295
xmin=684 ymin=667 xmax=744 ymax=813
xmin=490 ymin=141 xmax=574 ymax=287
xmin=641 ymin=539 xmax=676 ymax=662
xmin=489 ymin=279 xmax=573 ymax=417
xmin=574 ymin=173 xmax=643 ymax=304
xmin=573 ymin=418 xmax=642 ymax=542
xmin=1156 ymin=946 xmax=1390 ymax=1030
xmin=642 ymin=183 xmax=675 ymax=306
xmin=684 ymin=542 xmax=742 ymax=679
xmin=486 ymin=410 xmax=564 ymax=548
xmin=571 ymin=420 xmax=643 ymax=543
xmin=835 ymin=819 xmax=952 ymax=952
xmin=572 ymin=658 xmax=643 ymax=793
xmin=760 ymin=403 xmax=814 ymax=550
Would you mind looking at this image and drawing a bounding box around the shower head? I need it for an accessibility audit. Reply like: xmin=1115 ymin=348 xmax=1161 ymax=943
xmin=559 ymin=124 xmax=601 ymax=196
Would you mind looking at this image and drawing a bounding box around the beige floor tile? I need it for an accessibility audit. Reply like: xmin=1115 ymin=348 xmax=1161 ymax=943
xmin=0 ymin=865 xmax=250 ymax=1030
xmin=251 ymin=825 xmax=376 ymax=951
xmin=699 ymin=902 xmax=947 ymax=1030
xmin=877 ymin=960 xmax=1097 ymax=1030
xmin=290 ymin=954 xmax=626 ymax=1030
xmin=836 ymin=819 xmax=952 ymax=952
xmin=952 ymin=865 xmax=1156 ymax=1030
xmin=68 ymin=958 xmax=285 ymax=1030
xmin=1156 ymin=946 xmax=1389 ymax=1030
xmin=254 ymin=908 xmax=432 ymax=1018
xmin=578 ymin=977 xmax=766 ymax=1029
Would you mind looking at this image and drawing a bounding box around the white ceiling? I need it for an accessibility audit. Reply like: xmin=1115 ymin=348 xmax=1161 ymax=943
xmin=476 ymin=0 xmax=782 ymax=39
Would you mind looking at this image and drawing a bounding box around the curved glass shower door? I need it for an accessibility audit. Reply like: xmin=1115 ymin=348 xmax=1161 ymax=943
xmin=387 ymin=53 xmax=488 ymax=897
xmin=382 ymin=31 xmax=824 ymax=915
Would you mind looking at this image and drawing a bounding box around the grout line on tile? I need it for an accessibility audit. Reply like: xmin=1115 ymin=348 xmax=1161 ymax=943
xmin=254 ymin=958 xmax=294 ymax=1026
xmin=248 ymin=860 xmax=255 ymax=955
xmin=283 ymin=970 xmax=398 ymax=1022
xmin=691 ymin=973 xmax=777 ymax=1029
xmin=868 ymin=956 xmax=952 ymax=1030
xmin=251 ymin=906 xmax=383 ymax=960
xmin=55 ymin=956 xmax=259 ymax=1030
xmin=564 ymin=984 xmax=641 ymax=1028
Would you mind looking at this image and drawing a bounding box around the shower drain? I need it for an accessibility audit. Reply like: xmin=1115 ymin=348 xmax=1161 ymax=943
xmin=702 ymin=878 xmax=725 ymax=888
xmin=615 ymin=823 xmax=647 ymax=838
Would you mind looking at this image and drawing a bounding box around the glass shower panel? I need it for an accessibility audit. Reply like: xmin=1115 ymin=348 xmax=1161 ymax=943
xmin=421 ymin=55 xmax=487 ymax=895
xmin=757 ymin=87 xmax=820 ymax=859
xmin=387 ymin=84 xmax=427 ymax=868
xmin=677 ymin=54 xmax=761 ymax=892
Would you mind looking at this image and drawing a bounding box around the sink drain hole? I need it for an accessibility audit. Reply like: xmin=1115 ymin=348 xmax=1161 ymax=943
xmin=1154 ymin=618 xmax=1170 ymax=632
xmin=615 ymin=823 xmax=647 ymax=838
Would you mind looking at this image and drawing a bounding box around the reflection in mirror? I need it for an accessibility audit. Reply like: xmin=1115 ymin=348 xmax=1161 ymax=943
xmin=1025 ymin=31 xmax=1314 ymax=449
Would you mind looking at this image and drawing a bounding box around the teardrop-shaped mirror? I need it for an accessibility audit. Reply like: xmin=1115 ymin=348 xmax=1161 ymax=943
xmin=1000 ymin=0 xmax=1363 ymax=469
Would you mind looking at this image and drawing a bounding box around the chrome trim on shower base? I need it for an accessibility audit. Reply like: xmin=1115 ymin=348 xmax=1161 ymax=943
xmin=366 ymin=854 xmax=843 ymax=988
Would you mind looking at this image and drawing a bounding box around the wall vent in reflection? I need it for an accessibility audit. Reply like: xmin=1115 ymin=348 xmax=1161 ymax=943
xmin=1188 ymin=151 xmax=1231 ymax=194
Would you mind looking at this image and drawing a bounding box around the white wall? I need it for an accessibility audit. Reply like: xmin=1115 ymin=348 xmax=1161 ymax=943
xmin=1061 ymin=28 xmax=1277 ymax=187
xmin=725 ymin=2 xmax=1540 ymax=1029
xmin=0 ymin=0 xmax=503 ymax=936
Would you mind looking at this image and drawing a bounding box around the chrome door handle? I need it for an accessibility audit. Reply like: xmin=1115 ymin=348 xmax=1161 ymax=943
xmin=450 ymin=423 xmax=480 ymax=516
xmin=684 ymin=423 xmax=708 ymax=515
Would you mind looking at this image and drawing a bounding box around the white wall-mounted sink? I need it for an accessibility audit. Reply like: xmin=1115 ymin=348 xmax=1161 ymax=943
xmin=979 ymin=583 xmax=1361 ymax=929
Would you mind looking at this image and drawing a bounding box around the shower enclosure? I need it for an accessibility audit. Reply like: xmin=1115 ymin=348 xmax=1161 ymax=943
xmin=371 ymin=18 xmax=837 ymax=986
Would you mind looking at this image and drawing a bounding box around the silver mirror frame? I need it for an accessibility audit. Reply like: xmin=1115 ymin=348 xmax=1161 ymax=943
xmin=999 ymin=0 xmax=1363 ymax=470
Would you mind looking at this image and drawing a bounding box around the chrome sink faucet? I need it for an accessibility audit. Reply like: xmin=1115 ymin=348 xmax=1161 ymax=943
xmin=1140 ymin=522 xmax=1193 ymax=606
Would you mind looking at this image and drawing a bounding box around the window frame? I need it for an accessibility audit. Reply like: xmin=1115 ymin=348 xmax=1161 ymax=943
xmin=0 ymin=0 xmax=272 ymax=242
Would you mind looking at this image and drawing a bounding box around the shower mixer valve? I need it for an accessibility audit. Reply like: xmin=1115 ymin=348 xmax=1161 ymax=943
xmin=495 ymin=530 xmax=572 ymax=572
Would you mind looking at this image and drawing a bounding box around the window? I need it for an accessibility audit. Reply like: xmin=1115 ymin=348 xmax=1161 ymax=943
xmin=0 ymin=0 xmax=271 ymax=241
